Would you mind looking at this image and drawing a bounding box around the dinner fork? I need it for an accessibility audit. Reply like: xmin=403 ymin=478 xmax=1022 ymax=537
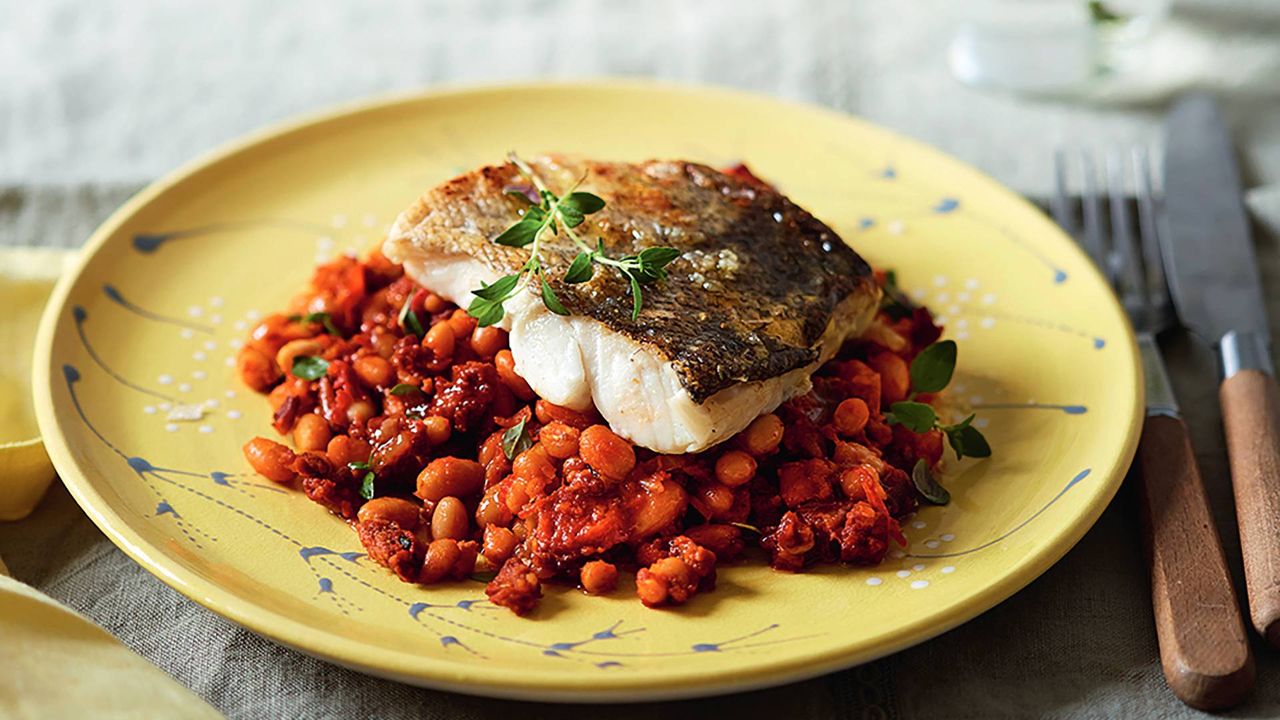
xmin=1052 ymin=148 xmax=1254 ymax=710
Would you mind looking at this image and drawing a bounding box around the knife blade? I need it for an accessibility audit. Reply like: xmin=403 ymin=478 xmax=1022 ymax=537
xmin=1162 ymin=93 xmax=1270 ymax=372
xmin=1163 ymin=92 xmax=1280 ymax=648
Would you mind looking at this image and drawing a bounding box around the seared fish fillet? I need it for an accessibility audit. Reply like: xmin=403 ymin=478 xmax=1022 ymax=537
xmin=384 ymin=157 xmax=880 ymax=453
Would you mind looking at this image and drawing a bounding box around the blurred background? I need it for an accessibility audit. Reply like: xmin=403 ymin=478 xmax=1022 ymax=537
xmin=4 ymin=0 xmax=1279 ymax=199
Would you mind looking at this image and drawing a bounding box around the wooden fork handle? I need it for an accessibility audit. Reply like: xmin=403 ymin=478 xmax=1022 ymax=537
xmin=1139 ymin=414 xmax=1254 ymax=710
xmin=1221 ymin=368 xmax=1280 ymax=646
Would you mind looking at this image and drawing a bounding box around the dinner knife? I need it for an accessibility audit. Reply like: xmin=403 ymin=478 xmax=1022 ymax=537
xmin=1162 ymin=93 xmax=1280 ymax=645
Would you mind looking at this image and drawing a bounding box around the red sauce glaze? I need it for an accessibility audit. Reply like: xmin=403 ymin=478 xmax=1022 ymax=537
xmin=240 ymin=253 xmax=945 ymax=615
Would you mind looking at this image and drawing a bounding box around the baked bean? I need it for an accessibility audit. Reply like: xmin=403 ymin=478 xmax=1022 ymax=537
xmin=839 ymin=465 xmax=879 ymax=500
xmin=470 ymin=325 xmax=507 ymax=359
xmin=370 ymin=327 xmax=398 ymax=358
xmin=353 ymin=354 xmax=393 ymax=388
xmin=714 ymin=450 xmax=757 ymax=487
xmin=867 ymin=352 xmax=910 ymax=405
xmin=248 ymin=313 xmax=311 ymax=357
xmin=740 ymin=414 xmax=784 ymax=455
xmin=276 ymin=339 xmax=324 ymax=379
xmin=431 ymin=496 xmax=469 ymax=540
xmin=495 ymin=350 xmax=535 ymax=401
xmin=513 ymin=445 xmax=555 ymax=485
xmin=482 ymin=525 xmax=518 ymax=565
xmin=693 ymin=482 xmax=735 ymax=518
xmin=579 ymin=425 xmax=636 ymax=481
xmin=684 ymin=524 xmax=745 ymax=560
xmin=476 ymin=487 xmax=514 ymax=527
xmin=833 ymin=397 xmax=870 ymax=436
xmin=580 ymin=560 xmax=619 ymax=595
xmin=478 ymin=432 xmax=506 ymax=469
xmin=504 ymin=480 xmax=531 ymax=514
xmin=421 ymin=538 xmax=461 ymax=584
xmin=423 ymin=292 xmax=447 ymax=314
xmin=416 ymin=457 xmax=485 ymax=502
xmin=424 ymin=320 xmax=456 ymax=359
xmin=357 ymin=497 xmax=421 ymax=528
xmin=292 ymin=413 xmax=331 ymax=452
xmin=326 ymin=435 xmax=371 ymax=467
xmin=243 ymin=437 xmax=296 ymax=483
xmin=538 ymin=422 xmax=580 ymax=459
xmin=534 ymin=399 xmax=594 ymax=429
xmin=346 ymin=400 xmax=376 ymax=427
xmin=237 ymin=346 xmax=281 ymax=392
xmin=422 ymin=415 xmax=452 ymax=447
xmin=632 ymin=478 xmax=688 ymax=538
xmin=447 ymin=308 xmax=477 ymax=339
xmin=267 ymin=382 xmax=292 ymax=412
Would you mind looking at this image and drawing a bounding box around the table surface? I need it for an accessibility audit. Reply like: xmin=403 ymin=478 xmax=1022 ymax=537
xmin=5 ymin=1 xmax=1280 ymax=717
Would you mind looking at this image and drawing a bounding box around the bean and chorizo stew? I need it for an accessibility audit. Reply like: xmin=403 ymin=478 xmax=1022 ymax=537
xmin=239 ymin=253 xmax=985 ymax=615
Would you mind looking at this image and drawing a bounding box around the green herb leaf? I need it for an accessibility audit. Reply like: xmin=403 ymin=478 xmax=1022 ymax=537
xmin=910 ymin=340 xmax=957 ymax=394
xmin=473 ymin=274 xmax=521 ymax=301
xmin=493 ymin=216 xmax=544 ymax=248
xmin=562 ymin=191 xmax=605 ymax=215
xmin=348 ymin=461 xmax=371 ymax=471
xmin=946 ymin=421 xmax=992 ymax=460
xmin=911 ymin=459 xmax=950 ymax=505
xmin=358 ymin=471 xmax=376 ymax=500
xmin=291 ymin=356 xmax=329 ymax=380
xmin=879 ymin=269 xmax=914 ymax=320
xmin=885 ymin=401 xmax=937 ymax=433
xmin=388 ymin=383 xmax=419 ymax=396
xmin=557 ymin=203 xmax=585 ymax=228
xmin=729 ymin=522 xmax=761 ymax=534
xmin=1088 ymin=1 xmax=1124 ymax=24
xmin=397 ymin=296 xmax=426 ymax=338
xmin=468 ymin=296 xmax=506 ymax=328
xmin=627 ymin=272 xmax=644 ymax=321
xmin=300 ymin=311 xmax=341 ymax=336
xmin=638 ymin=246 xmax=681 ymax=270
xmin=563 ymin=251 xmax=595 ymax=284
xmin=539 ymin=274 xmax=569 ymax=316
xmin=501 ymin=418 xmax=534 ymax=460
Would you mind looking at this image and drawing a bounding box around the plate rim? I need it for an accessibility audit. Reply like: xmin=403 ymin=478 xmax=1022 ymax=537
xmin=32 ymin=77 xmax=1144 ymax=703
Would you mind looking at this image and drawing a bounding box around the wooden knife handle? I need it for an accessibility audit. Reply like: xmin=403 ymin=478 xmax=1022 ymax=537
xmin=1222 ymin=368 xmax=1280 ymax=646
xmin=1139 ymin=414 xmax=1254 ymax=710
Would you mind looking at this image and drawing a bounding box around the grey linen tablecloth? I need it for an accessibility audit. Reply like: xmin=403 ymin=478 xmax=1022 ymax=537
xmin=7 ymin=1 xmax=1280 ymax=717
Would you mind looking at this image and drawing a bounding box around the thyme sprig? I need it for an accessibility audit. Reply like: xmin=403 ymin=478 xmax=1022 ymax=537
xmin=467 ymin=153 xmax=679 ymax=326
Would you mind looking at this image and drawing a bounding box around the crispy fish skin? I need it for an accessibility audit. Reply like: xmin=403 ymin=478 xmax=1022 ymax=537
xmin=385 ymin=157 xmax=879 ymax=404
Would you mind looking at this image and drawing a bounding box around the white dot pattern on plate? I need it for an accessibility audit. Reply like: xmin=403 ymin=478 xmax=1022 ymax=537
xmin=865 ymin=577 xmax=882 ymax=587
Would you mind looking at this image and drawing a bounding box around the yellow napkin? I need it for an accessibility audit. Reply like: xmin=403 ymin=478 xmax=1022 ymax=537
xmin=1 ymin=247 xmax=72 ymax=521
xmin=0 ymin=246 xmax=223 ymax=719
xmin=0 ymin=568 xmax=223 ymax=719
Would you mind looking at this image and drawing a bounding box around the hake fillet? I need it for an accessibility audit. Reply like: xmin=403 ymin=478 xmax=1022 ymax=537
xmin=383 ymin=157 xmax=880 ymax=453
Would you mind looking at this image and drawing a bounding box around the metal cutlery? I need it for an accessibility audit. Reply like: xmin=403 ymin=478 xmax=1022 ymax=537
xmin=1162 ymin=93 xmax=1280 ymax=649
xmin=1053 ymin=147 xmax=1253 ymax=710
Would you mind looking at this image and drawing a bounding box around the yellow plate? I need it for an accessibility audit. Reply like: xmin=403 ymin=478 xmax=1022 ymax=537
xmin=34 ymin=81 xmax=1141 ymax=702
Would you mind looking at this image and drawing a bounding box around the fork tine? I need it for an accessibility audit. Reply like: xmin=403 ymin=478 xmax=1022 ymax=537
xmin=1080 ymin=151 xmax=1111 ymax=283
xmin=1106 ymin=149 xmax=1146 ymax=319
xmin=1051 ymin=149 xmax=1076 ymax=235
xmin=1133 ymin=146 xmax=1169 ymax=329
